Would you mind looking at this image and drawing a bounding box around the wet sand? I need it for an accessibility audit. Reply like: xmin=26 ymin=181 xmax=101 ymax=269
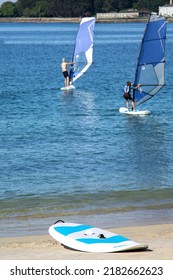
xmin=0 ymin=224 xmax=172 ymax=260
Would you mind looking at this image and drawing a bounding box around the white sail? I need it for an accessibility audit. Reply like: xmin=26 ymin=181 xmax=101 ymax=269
xmin=70 ymin=17 xmax=95 ymax=84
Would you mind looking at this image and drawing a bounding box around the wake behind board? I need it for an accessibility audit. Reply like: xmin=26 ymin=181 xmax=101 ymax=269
xmin=119 ymin=107 xmax=151 ymax=115
xmin=49 ymin=221 xmax=148 ymax=253
xmin=60 ymin=85 xmax=75 ymax=91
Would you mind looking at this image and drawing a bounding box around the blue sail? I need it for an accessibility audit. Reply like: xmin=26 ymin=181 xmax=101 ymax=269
xmin=133 ymin=14 xmax=166 ymax=106
xmin=70 ymin=17 xmax=95 ymax=84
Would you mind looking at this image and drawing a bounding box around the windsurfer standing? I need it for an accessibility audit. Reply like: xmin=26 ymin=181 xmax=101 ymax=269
xmin=61 ymin=58 xmax=74 ymax=88
xmin=123 ymin=81 xmax=141 ymax=110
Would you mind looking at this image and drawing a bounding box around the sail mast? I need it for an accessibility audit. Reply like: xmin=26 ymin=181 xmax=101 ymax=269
xmin=69 ymin=19 xmax=81 ymax=82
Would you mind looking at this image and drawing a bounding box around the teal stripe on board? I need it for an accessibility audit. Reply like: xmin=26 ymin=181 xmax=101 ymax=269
xmin=54 ymin=225 xmax=93 ymax=236
xmin=76 ymin=235 xmax=129 ymax=244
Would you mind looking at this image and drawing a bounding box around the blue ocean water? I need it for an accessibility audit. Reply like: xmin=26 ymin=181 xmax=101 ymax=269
xmin=0 ymin=22 xmax=173 ymax=237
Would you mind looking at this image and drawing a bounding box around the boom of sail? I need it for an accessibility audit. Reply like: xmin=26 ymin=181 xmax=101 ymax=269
xmin=70 ymin=17 xmax=95 ymax=84
xmin=133 ymin=14 xmax=166 ymax=107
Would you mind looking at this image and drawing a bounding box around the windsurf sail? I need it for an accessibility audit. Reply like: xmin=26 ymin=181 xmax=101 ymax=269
xmin=133 ymin=14 xmax=166 ymax=107
xmin=69 ymin=17 xmax=95 ymax=84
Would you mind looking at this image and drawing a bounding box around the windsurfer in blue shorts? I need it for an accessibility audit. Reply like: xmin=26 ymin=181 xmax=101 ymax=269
xmin=61 ymin=58 xmax=75 ymax=88
xmin=123 ymin=81 xmax=141 ymax=110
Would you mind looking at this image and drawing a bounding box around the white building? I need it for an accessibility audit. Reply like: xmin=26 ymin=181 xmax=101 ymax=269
xmin=96 ymin=12 xmax=139 ymax=20
xmin=159 ymin=1 xmax=173 ymax=17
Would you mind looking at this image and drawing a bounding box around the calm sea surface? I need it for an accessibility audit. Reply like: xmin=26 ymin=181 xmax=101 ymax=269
xmin=0 ymin=21 xmax=173 ymax=237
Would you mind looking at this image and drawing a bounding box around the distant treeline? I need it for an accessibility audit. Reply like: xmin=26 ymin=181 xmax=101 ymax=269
xmin=0 ymin=0 xmax=167 ymax=17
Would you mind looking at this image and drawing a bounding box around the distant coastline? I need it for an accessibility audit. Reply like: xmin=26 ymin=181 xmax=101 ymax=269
xmin=1 ymin=16 xmax=173 ymax=23
xmin=0 ymin=17 xmax=81 ymax=23
xmin=1 ymin=17 xmax=173 ymax=23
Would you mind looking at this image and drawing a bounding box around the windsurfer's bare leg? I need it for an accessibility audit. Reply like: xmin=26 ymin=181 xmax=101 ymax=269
xmin=132 ymin=101 xmax=135 ymax=110
xmin=67 ymin=77 xmax=69 ymax=87
xmin=65 ymin=77 xmax=69 ymax=87
xmin=126 ymin=100 xmax=129 ymax=110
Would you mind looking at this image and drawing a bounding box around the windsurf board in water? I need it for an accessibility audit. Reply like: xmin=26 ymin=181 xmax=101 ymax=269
xmin=119 ymin=107 xmax=151 ymax=115
xmin=60 ymin=85 xmax=75 ymax=91
xmin=49 ymin=221 xmax=148 ymax=253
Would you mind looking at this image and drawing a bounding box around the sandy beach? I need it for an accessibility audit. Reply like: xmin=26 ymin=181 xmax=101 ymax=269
xmin=0 ymin=224 xmax=172 ymax=260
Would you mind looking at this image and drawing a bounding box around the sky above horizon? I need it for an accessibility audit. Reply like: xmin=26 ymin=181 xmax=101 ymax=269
xmin=0 ymin=0 xmax=16 ymax=4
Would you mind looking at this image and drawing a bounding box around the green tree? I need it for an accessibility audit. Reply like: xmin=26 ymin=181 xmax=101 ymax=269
xmin=16 ymin=0 xmax=37 ymax=16
xmin=45 ymin=0 xmax=95 ymax=17
xmin=0 ymin=1 xmax=18 ymax=17
xmin=32 ymin=0 xmax=48 ymax=17
xmin=44 ymin=0 xmax=57 ymax=17
xmin=94 ymin=0 xmax=104 ymax=12
xmin=70 ymin=0 xmax=94 ymax=17
xmin=102 ymin=0 xmax=118 ymax=12
xmin=133 ymin=0 xmax=165 ymax=11
xmin=118 ymin=0 xmax=133 ymax=11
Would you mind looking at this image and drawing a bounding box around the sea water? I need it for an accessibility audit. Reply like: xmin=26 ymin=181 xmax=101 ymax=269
xmin=0 ymin=22 xmax=173 ymax=237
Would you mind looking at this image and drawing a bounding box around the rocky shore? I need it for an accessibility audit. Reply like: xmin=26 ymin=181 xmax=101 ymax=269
xmin=0 ymin=16 xmax=155 ymax=23
xmin=0 ymin=17 xmax=81 ymax=23
xmin=1 ymin=16 xmax=173 ymax=23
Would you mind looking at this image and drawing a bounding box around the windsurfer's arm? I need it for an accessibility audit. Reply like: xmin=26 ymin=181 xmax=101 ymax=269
xmin=133 ymin=84 xmax=142 ymax=89
xmin=67 ymin=62 xmax=76 ymax=65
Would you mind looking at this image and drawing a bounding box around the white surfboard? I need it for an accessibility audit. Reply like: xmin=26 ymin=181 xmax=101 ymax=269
xmin=119 ymin=107 xmax=151 ymax=115
xmin=60 ymin=85 xmax=76 ymax=91
xmin=49 ymin=221 xmax=148 ymax=253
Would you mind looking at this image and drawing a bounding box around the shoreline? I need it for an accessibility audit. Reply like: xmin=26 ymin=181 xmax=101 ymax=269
xmin=1 ymin=17 xmax=173 ymax=23
xmin=1 ymin=208 xmax=173 ymax=238
xmin=1 ymin=206 xmax=173 ymax=239
xmin=0 ymin=223 xmax=173 ymax=260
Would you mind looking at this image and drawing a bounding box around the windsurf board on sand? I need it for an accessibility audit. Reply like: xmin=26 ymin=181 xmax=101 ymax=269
xmin=48 ymin=221 xmax=148 ymax=253
xmin=119 ymin=107 xmax=151 ymax=115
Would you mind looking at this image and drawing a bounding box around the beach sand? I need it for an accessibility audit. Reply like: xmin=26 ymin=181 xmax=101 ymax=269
xmin=0 ymin=224 xmax=172 ymax=260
